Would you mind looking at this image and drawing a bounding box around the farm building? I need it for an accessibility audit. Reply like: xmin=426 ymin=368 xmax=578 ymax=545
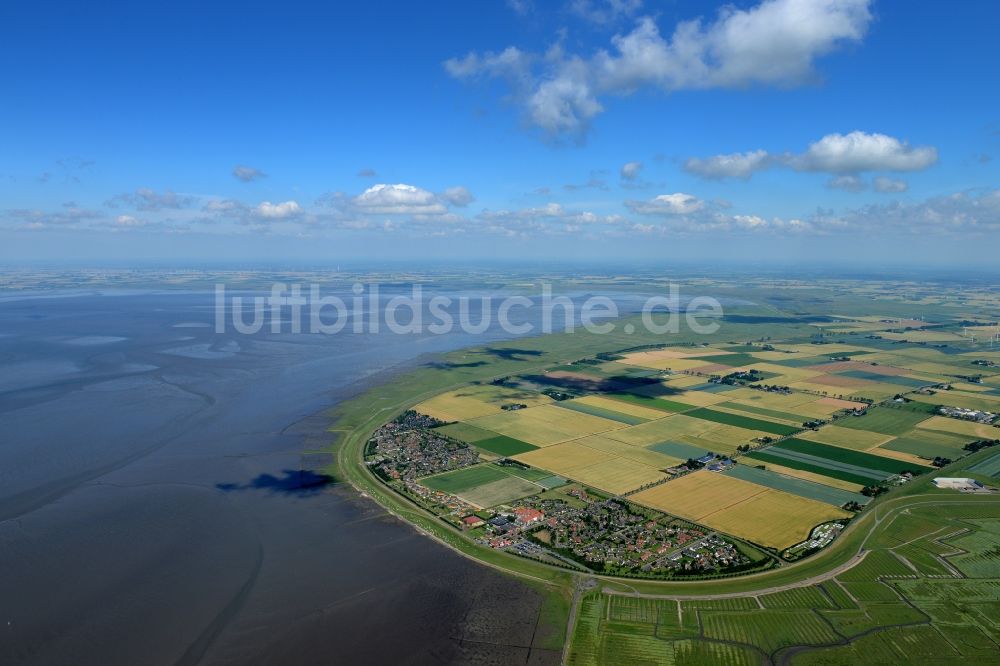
xmin=932 ymin=477 xmax=984 ymax=491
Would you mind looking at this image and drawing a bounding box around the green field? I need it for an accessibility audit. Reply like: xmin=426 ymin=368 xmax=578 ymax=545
xmin=724 ymin=463 xmax=869 ymax=507
xmin=967 ymin=450 xmax=1000 ymax=477
xmin=775 ymin=437 xmax=932 ymax=474
xmin=881 ymin=428 xmax=970 ymax=459
xmin=835 ymin=407 xmax=930 ymax=435
xmin=473 ymin=434 xmax=539 ymax=456
xmin=418 ymin=464 xmax=511 ymax=493
xmin=604 ymin=392 xmax=696 ymax=413
xmin=432 ymin=421 xmax=497 ymax=443
xmin=718 ymin=401 xmax=810 ymax=424
xmin=684 ymin=407 xmax=803 ymax=436
xmin=744 ymin=450 xmax=880 ymax=486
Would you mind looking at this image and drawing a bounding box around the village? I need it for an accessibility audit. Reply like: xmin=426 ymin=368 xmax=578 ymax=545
xmin=468 ymin=488 xmax=758 ymax=576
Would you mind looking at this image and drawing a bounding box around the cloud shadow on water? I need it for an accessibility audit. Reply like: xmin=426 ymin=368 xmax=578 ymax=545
xmin=216 ymin=469 xmax=334 ymax=496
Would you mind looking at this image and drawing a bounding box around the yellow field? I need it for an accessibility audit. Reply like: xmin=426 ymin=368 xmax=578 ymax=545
xmin=798 ymin=425 xmax=894 ymax=451
xmin=602 ymin=415 xmax=714 ymax=445
xmin=572 ymin=434 xmax=684 ymax=468
xmin=512 ymin=441 xmax=615 ymax=472
xmin=468 ymin=403 xmax=625 ymax=446
xmin=619 ymin=355 xmax=714 ymax=371
xmin=631 ymin=471 xmax=764 ymax=520
xmin=414 ymin=384 xmax=552 ymax=421
xmin=869 ymin=446 xmax=932 ymax=466
xmin=663 ymin=374 xmax=711 ymax=388
xmin=631 ymin=471 xmax=849 ymax=549
xmin=671 ymin=390 xmax=729 ymax=407
xmin=512 ymin=439 xmax=667 ymax=494
xmin=573 ymin=395 xmax=669 ymax=420
xmin=917 ymin=416 xmax=1000 ymax=439
xmin=756 ymin=461 xmax=865 ymax=492
xmin=570 ymin=458 xmax=668 ymax=495
xmin=815 ymin=396 xmax=869 ymax=411
xmin=704 ymin=492 xmax=851 ymax=550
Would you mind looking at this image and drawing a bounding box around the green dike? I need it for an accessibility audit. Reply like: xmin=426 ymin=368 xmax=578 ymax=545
xmin=326 ymin=316 xmax=1000 ymax=600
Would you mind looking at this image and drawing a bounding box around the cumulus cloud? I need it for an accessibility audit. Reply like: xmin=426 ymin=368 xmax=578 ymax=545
xmin=255 ymin=200 xmax=302 ymax=219
xmin=683 ymin=150 xmax=773 ymax=180
xmin=625 ymin=192 xmax=705 ymax=215
xmin=232 ymin=165 xmax=267 ymax=182
xmin=873 ymin=176 xmax=908 ymax=193
xmin=441 ymin=186 xmax=475 ymax=207
xmin=352 ymin=184 xmax=448 ymax=215
xmin=795 ymin=131 xmax=937 ymax=173
xmin=446 ymin=0 xmax=872 ymax=137
xmin=620 ymin=161 xmax=643 ymax=180
xmin=685 ymin=132 xmax=938 ymax=183
xmin=478 ymin=202 xmax=623 ymax=235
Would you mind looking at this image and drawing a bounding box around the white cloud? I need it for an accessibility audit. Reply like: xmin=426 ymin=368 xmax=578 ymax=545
xmin=620 ymin=161 xmax=643 ymax=180
xmin=441 ymin=186 xmax=475 ymax=207
xmin=827 ymin=174 xmax=866 ymax=192
xmin=873 ymin=176 xmax=909 ymax=193
xmin=447 ymin=0 xmax=872 ymax=137
xmin=685 ymin=132 xmax=938 ymax=182
xmin=255 ymin=200 xmax=302 ymax=219
xmin=796 ymin=131 xmax=938 ymax=173
xmin=352 ymin=184 xmax=448 ymax=215
xmin=625 ymin=192 xmax=705 ymax=215
xmin=683 ymin=150 xmax=772 ymax=179
xmin=232 ymin=165 xmax=266 ymax=182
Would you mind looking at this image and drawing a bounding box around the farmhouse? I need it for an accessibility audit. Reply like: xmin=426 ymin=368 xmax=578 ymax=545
xmin=462 ymin=515 xmax=485 ymax=529
xmin=932 ymin=477 xmax=985 ymax=491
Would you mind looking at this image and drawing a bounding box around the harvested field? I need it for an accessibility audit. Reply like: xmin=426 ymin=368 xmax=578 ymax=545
xmin=631 ymin=471 xmax=849 ymax=549
xmin=918 ymin=416 xmax=1000 ymax=439
xmin=468 ymin=403 xmax=626 ymax=446
xmin=724 ymin=464 xmax=870 ymax=507
xmin=798 ymin=425 xmax=895 ymax=451
xmin=570 ymin=458 xmax=667 ymax=495
xmin=512 ymin=441 xmax=617 ymax=474
xmin=414 ymin=384 xmax=551 ymax=421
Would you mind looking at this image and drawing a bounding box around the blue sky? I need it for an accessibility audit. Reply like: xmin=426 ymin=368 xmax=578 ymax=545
xmin=1 ymin=0 xmax=998 ymax=266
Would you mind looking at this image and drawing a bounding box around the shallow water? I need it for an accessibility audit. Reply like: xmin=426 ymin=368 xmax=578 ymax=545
xmin=0 ymin=288 xmax=570 ymax=665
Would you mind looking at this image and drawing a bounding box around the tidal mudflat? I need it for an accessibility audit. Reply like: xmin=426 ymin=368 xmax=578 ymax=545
xmin=0 ymin=287 xmax=572 ymax=665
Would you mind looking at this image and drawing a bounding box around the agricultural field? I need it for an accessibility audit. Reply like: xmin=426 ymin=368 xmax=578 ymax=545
xmin=631 ymin=470 xmax=849 ymax=549
xmin=567 ymin=498 xmax=1000 ymax=665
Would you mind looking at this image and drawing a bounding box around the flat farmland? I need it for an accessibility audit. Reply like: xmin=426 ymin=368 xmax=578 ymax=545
xmin=572 ymin=434 xmax=684 ymax=468
xmin=880 ymin=428 xmax=970 ymax=459
xmin=414 ymin=384 xmax=552 ymax=421
xmin=512 ymin=440 xmax=617 ymax=474
xmin=602 ymin=415 xmax=716 ymax=445
xmin=911 ymin=389 xmax=1000 ymax=413
xmin=917 ymin=416 xmax=1000 ymax=439
xmin=773 ymin=438 xmax=931 ymax=474
xmin=798 ymin=425 xmax=895 ymax=451
xmin=836 ymin=408 xmax=931 ymax=435
xmin=683 ymin=407 xmax=803 ymax=436
xmin=459 ymin=476 xmax=543 ymax=507
xmin=630 ymin=471 xmax=766 ymax=521
xmin=468 ymin=403 xmax=626 ymax=446
xmin=570 ymin=457 xmax=667 ymax=495
xmin=632 ymin=470 xmax=849 ymax=549
xmin=571 ymin=394 xmax=669 ymax=420
xmin=724 ymin=463 xmax=869 ymax=507
xmin=420 ymin=464 xmax=510 ymax=493
xmin=751 ymin=460 xmax=866 ymax=492
xmin=703 ymin=490 xmax=851 ymax=549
